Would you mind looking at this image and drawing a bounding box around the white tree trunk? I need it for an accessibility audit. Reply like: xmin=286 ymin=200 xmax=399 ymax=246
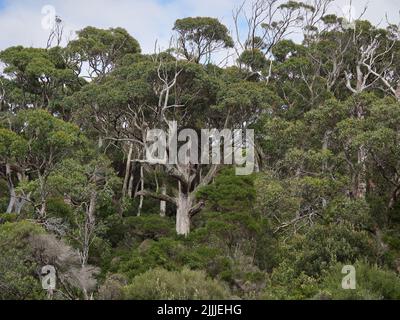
xmin=122 ymin=143 xmax=133 ymax=198
xmin=356 ymin=145 xmax=367 ymax=199
xmin=160 ymin=183 xmax=167 ymax=217
xmin=322 ymin=130 xmax=332 ymax=176
xmin=15 ymin=173 xmax=29 ymax=215
xmin=356 ymin=104 xmax=367 ymax=199
xmin=81 ymin=191 xmax=97 ymax=268
xmin=6 ymin=164 xmax=16 ymax=214
xmin=176 ymin=192 xmax=193 ymax=236
xmin=128 ymin=172 xmax=134 ymax=198
xmin=137 ymin=166 xmax=144 ymax=216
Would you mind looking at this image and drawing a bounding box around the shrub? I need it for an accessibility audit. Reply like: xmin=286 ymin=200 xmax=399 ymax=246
xmin=0 ymin=213 xmax=18 ymax=224
xmin=123 ymin=267 xmax=232 ymax=300
xmin=123 ymin=215 xmax=175 ymax=241
xmin=0 ymin=221 xmax=46 ymax=300
xmin=261 ymin=261 xmax=319 ymax=300
xmin=98 ymin=274 xmax=128 ymax=300
xmin=103 ymin=215 xmax=175 ymax=248
xmin=196 ymin=169 xmax=256 ymax=213
xmin=277 ymin=223 xmax=378 ymax=278
xmin=316 ymin=261 xmax=400 ymax=300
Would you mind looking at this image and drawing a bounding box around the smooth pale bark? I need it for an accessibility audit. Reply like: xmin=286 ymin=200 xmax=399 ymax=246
xmin=172 ymin=164 xmax=217 ymax=235
xmin=136 ymin=159 xmax=216 ymax=235
xmin=5 ymin=164 xmax=28 ymax=214
xmin=88 ymin=191 xmax=96 ymax=226
xmin=355 ymin=103 xmax=367 ymax=199
xmin=322 ymin=131 xmax=331 ymax=152
xmin=322 ymin=130 xmax=330 ymax=173
xmin=15 ymin=173 xmax=29 ymax=215
xmin=128 ymin=172 xmax=134 ymax=198
xmin=344 ymin=47 xmax=371 ymax=199
xmin=136 ymin=190 xmax=199 ymax=236
xmin=160 ymin=183 xmax=167 ymax=217
xmin=388 ymin=180 xmax=400 ymax=209
xmin=321 ymin=130 xmax=332 ymax=208
xmin=356 ymin=145 xmax=368 ymax=199
xmin=6 ymin=163 xmax=16 ymax=214
xmin=80 ymin=190 xmax=97 ymax=268
xmin=176 ymin=193 xmax=193 ymax=236
xmin=37 ymin=174 xmax=48 ymax=219
xmin=15 ymin=195 xmax=29 ymax=214
xmin=98 ymin=137 xmax=103 ymax=149
xmin=39 ymin=202 xmax=47 ymax=219
xmin=137 ymin=166 xmax=144 ymax=216
xmin=122 ymin=143 xmax=134 ymax=198
xmin=136 ymin=185 xmax=205 ymax=237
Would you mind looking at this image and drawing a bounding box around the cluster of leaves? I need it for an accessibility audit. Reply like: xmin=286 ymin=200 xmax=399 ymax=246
xmin=1 ymin=3 xmax=400 ymax=300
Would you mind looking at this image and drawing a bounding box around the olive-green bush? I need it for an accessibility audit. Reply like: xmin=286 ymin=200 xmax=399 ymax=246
xmin=123 ymin=267 xmax=232 ymax=300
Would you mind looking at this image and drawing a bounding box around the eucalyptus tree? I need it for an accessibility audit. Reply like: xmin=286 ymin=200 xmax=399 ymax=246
xmin=66 ymin=27 xmax=141 ymax=81
xmin=360 ymin=98 xmax=400 ymax=211
xmin=71 ymin=44 xmax=276 ymax=235
xmin=173 ymin=17 xmax=234 ymax=64
xmin=132 ymin=57 xmax=277 ymax=236
xmin=9 ymin=109 xmax=85 ymax=219
xmin=48 ymin=156 xmax=119 ymax=268
xmin=0 ymin=46 xmax=81 ymax=116
xmin=0 ymin=128 xmax=28 ymax=214
xmin=233 ymin=0 xmax=330 ymax=78
xmin=339 ymin=21 xmax=399 ymax=199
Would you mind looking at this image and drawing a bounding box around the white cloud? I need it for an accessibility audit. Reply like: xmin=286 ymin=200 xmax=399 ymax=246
xmin=0 ymin=0 xmax=398 ymax=54
xmin=0 ymin=0 xmax=243 ymax=53
xmin=332 ymin=0 xmax=399 ymax=26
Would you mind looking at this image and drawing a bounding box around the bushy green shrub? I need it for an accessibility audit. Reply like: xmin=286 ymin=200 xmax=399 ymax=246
xmin=261 ymin=261 xmax=319 ymax=300
xmin=0 ymin=221 xmax=46 ymax=300
xmin=113 ymin=238 xmax=185 ymax=280
xmin=98 ymin=274 xmax=128 ymax=300
xmin=316 ymin=261 xmax=400 ymax=300
xmin=123 ymin=267 xmax=232 ymax=300
xmin=259 ymin=222 xmax=380 ymax=300
xmin=196 ymin=169 xmax=256 ymax=213
xmin=103 ymin=214 xmax=175 ymax=248
xmin=0 ymin=198 xmax=8 ymax=213
xmin=46 ymin=197 xmax=74 ymax=223
xmin=0 ymin=213 xmax=18 ymax=224
xmin=276 ymin=223 xmax=378 ymax=278
xmin=123 ymin=215 xmax=175 ymax=241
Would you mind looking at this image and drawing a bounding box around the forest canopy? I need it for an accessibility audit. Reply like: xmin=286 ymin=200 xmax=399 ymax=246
xmin=1 ymin=0 xmax=400 ymax=300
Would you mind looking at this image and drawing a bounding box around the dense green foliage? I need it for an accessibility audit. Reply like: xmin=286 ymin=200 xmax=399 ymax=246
xmin=1 ymin=0 xmax=400 ymax=300
xmin=123 ymin=268 xmax=232 ymax=300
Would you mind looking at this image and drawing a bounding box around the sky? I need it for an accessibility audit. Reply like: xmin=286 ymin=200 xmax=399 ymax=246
xmin=0 ymin=0 xmax=399 ymax=54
